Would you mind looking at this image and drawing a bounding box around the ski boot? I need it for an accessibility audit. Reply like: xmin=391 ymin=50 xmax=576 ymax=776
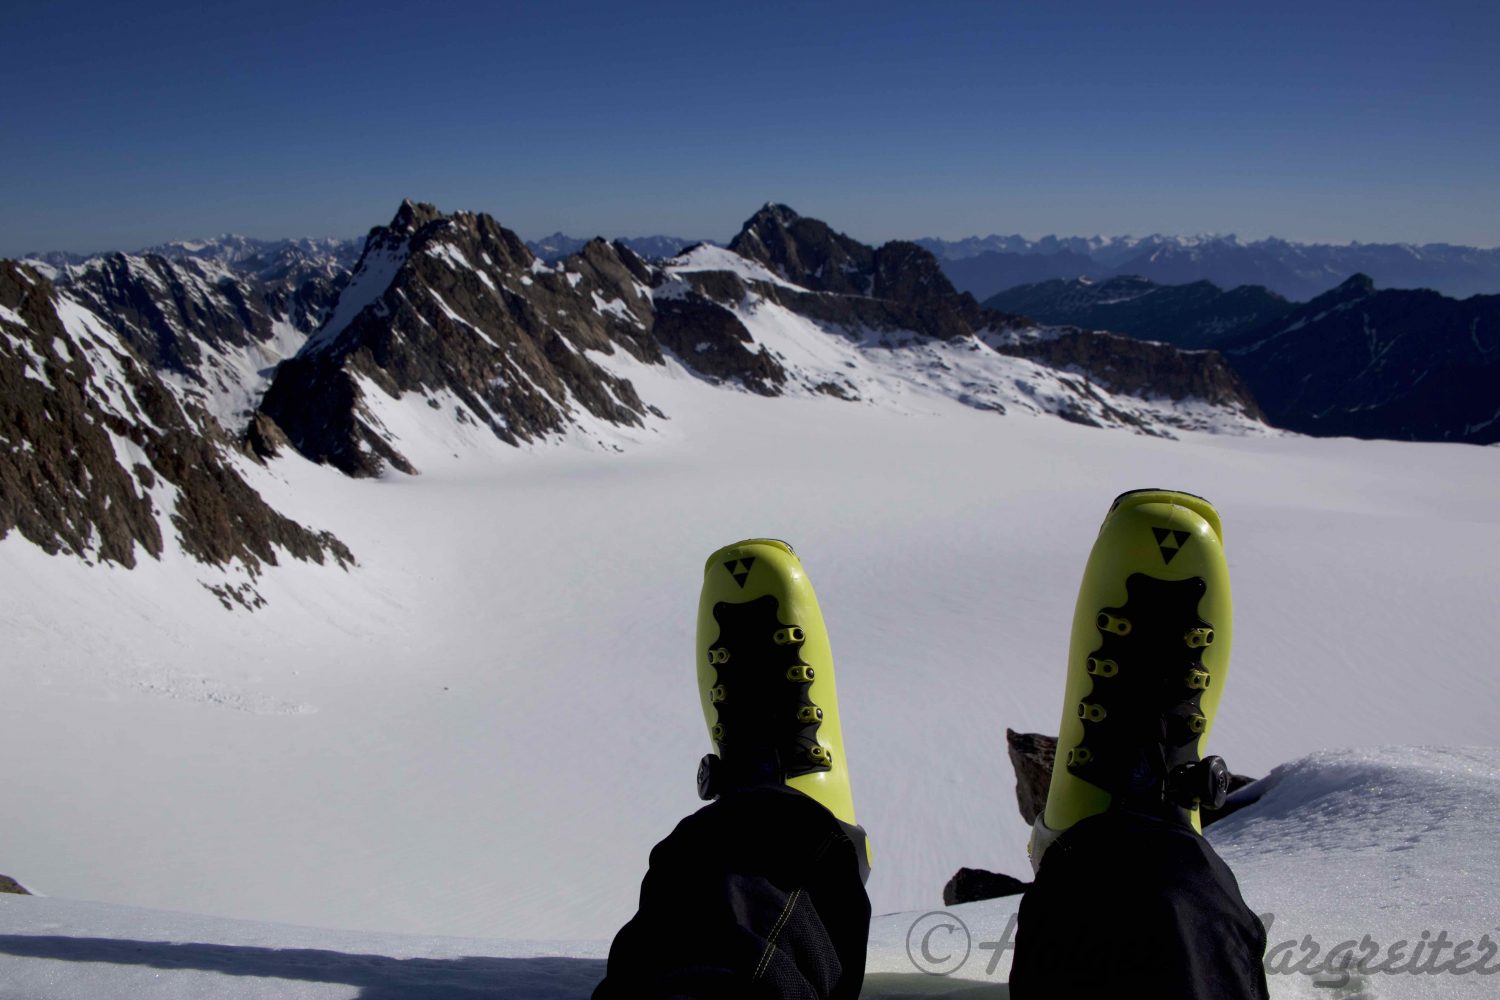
xmin=696 ymin=538 xmax=872 ymax=883
xmin=1031 ymin=490 xmax=1235 ymax=869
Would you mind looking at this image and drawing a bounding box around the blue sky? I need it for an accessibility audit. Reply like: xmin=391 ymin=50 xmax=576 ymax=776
xmin=3 ymin=0 xmax=1497 ymax=255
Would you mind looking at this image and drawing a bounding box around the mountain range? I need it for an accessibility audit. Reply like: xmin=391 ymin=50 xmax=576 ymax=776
xmin=0 ymin=260 xmax=351 ymax=586
xmin=980 ymin=273 xmax=1500 ymax=444
xmin=1221 ymin=275 xmax=1500 ymax=443
xmin=5 ymin=202 xmax=1265 ymax=576
xmin=30 ymin=229 xmax=1500 ymax=303
xmin=9 ymin=199 xmax=1498 ymax=585
xmin=916 ymin=233 xmax=1500 ymax=302
xmin=254 ymin=200 xmax=1259 ymax=477
xmin=985 ymin=276 xmax=1296 ymax=350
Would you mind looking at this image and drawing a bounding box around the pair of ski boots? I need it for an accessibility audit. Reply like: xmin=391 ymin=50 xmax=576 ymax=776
xmin=692 ymin=491 xmax=1235 ymax=882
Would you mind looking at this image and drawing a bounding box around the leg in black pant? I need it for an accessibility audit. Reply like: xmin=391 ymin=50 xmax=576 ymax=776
xmin=594 ymin=785 xmax=870 ymax=1000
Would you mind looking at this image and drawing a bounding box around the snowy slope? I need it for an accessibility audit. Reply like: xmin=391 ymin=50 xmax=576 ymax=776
xmin=3 ymin=746 xmax=1496 ymax=998
xmin=0 ymin=261 xmax=349 ymax=577
xmin=657 ymin=244 xmax=1266 ymax=435
xmin=37 ymin=252 xmax=331 ymax=430
xmin=4 ymin=346 xmax=1498 ymax=945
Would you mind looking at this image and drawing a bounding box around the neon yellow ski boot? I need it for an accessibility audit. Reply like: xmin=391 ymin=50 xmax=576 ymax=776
xmin=1032 ymin=490 xmax=1235 ymax=867
xmin=695 ymin=538 xmax=872 ymax=882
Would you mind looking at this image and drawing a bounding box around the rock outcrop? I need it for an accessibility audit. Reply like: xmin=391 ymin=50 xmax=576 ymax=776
xmin=256 ymin=202 xmax=664 ymax=477
xmin=989 ymin=328 xmax=1265 ymax=423
xmin=0 ymin=261 xmax=351 ymax=573
xmin=40 ymin=249 xmax=346 ymax=429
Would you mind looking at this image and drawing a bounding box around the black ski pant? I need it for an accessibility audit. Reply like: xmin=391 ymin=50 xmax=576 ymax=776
xmin=593 ymin=785 xmax=871 ymax=1000
xmin=597 ymin=793 xmax=1268 ymax=1000
xmin=1010 ymin=806 xmax=1271 ymax=999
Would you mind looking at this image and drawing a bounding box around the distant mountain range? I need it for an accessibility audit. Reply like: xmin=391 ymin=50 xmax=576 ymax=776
xmin=985 ymin=276 xmax=1295 ymax=350
xmin=7 ymin=202 xmax=1497 ymax=582
xmin=256 ymin=201 xmax=1255 ymax=477
xmin=916 ymin=234 xmax=1500 ymax=302
xmin=27 ymin=232 xmax=704 ymax=273
xmin=31 ymin=230 xmax=1500 ymax=303
xmin=983 ymin=273 xmax=1500 ymax=444
xmin=4 ymin=202 xmax=1265 ymax=576
xmin=1221 ymin=276 xmax=1500 ymax=443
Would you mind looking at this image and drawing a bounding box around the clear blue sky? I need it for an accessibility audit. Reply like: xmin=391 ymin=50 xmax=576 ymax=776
xmin=4 ymin=0 xmax=1497 ymax=255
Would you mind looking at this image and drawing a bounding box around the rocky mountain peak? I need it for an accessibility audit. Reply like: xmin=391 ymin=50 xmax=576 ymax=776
xmin=728 ymin=204 xmax=874 ymax=295
xmin=754 ymin=202 xmax=801 ymax=226
xmin=256 ymin=203 xmax=666 ymax=476
xmin=0 ymin=261 xmax=351 ymax=580
xmin=872 ymin=240 xmax=963 ymax=305
xmin=1333 ymin=272 xmax=1377 ymax=297
xmin=391 ymin=199 xmax=445 ymax=234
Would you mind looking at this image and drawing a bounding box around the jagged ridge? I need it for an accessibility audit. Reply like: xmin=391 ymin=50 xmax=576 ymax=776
xmin=0 ymin=261 xmax=351 ymax=574
xmin=249 ymin=200 xmax=1266 ymax=476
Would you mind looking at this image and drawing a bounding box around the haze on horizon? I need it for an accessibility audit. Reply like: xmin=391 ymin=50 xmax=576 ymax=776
xmin=4 ymin=0 xmax=1497 ymax=257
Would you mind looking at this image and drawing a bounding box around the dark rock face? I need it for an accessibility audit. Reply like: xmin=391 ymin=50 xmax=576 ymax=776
xmin=257 ymin=203 xmax=664 ymax=477
xmin=985 ymin=276 xmax=1295 ymax=349
xmin=45 ymin=250 xmax=346 ymax=430
xmin=653 ymin=293 xmax=787 ymax=396
xmin=1225 ymin=275 xmax=1500 ymax=444
xmin=722 ymin=204 xmax=1258 ymax=410
xmin=528 ymin=233 xmax=707 ymax=263
xmin=869 ymin=241 xmax=989 ymax=341
xmin=944 ymin=867 xmax=1028 ymax=905
xmin=992 ymin=329 xmax=1265 ymax=420
xmin=57 ymin=253 xmax=276 ymax=372
xmin=728 ymin=203 xmax=875 ymax=295
xmin=0 ymin=262 xmax=351 ymax=573
xmin=1007 ymin=729 xmax=1059 ymax=827
xmin=683 ymin=207 xmax=979 ymax=343
xmin=872 ymin=240 xmax=963 ymax=307
xmin=725 ymin=206 xmax=984 ymax=338
xmin=0 ymin=874 xmax=28 ymax=895
xmin=264 ymin=270 xmax=347 ymax=335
